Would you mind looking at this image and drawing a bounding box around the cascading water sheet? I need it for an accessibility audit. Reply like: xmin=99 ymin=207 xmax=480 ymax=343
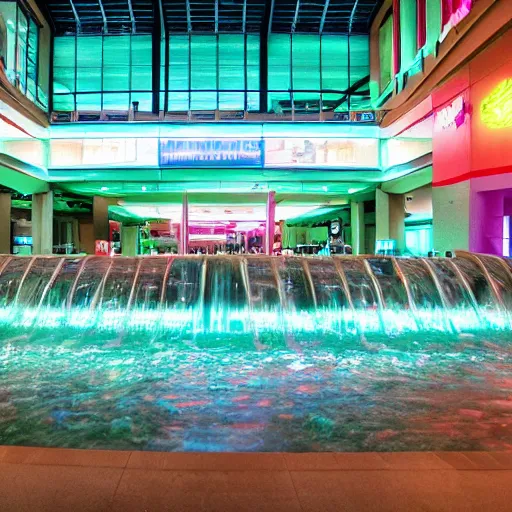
xmin=1 ymin=253 xmax=512 ymax=452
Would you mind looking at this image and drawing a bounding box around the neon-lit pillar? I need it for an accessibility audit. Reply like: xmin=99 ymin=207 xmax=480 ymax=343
xmin=265 ymin=191 xmax=276 ymax=255
xmin=0 ymin=193 xmax=11 ymax=254
xmin=376 ymin=189 xmax=405 ymax=255
xmin=350 ymin=201 xmax=365 ymax=255
xmin=32 ymin=191 xmax=54 ymax=255
xmin=180 ymin=192 xmax=189 ymax=255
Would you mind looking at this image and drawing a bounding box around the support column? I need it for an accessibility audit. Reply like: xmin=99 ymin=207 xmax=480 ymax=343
xmin=32 ymin=191 xmax=54 ymax=255
xmin=375 ymin=189 xmax=405 ymax=254
xmin=433 ymin=181 xmax=470 ymax=254
xmin=180 ymin=192 xmax=189 ymax=255
xmin=93 ymin=196 xmax=116 ymax=243
xmin=121 ymin=225 xmax=138 ymax=256
xmin=0 ymin=193 xmax=11 ymax=254
xmin=265 ymin=191 xmax=276 ymax=255
xmin=350 ymin=201 xmax=365 ymax=255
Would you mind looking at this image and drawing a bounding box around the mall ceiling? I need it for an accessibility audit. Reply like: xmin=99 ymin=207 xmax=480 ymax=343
xmin=40 ymin=0 xmax=383 ymax=36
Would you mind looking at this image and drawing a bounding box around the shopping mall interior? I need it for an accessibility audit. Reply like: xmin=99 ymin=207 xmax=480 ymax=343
xmin=4 ymin=0 xmax=506 ymax=260
xmin=2 ymin=1 xmax=512 ymax=510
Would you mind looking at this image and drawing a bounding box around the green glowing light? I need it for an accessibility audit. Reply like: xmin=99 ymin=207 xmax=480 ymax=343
xmin=481 ymin=79 xmax=512 ymax=129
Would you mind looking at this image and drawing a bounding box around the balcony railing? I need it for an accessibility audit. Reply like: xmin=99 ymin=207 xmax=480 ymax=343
xmin=52 ymin=87 xmax=376 ymax=123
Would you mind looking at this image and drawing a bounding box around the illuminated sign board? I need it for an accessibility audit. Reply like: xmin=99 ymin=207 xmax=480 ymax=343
xmin=435 ymin=97 xmax=466 ymax=130
xmin=159 ymin=139 xmax=263 ymax=167
xmin=481 ymin=79 xmax=512 ymax=130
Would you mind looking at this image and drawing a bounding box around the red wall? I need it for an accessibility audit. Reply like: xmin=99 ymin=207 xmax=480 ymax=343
xmin=432 ymin=29 xmax=512 ymax=186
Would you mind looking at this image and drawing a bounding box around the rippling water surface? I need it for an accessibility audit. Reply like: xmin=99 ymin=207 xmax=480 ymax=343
xmin=1 ymin=328 xmax=512 ymax=452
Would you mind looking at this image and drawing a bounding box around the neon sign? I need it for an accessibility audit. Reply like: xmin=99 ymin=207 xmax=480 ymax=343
xmin=435 ymin=96 xmax=466 ymax=130
xmin=159 ymin=139 xmax=263 ymax=167
xmin=480 ymin=79 xmax=512 ymax=130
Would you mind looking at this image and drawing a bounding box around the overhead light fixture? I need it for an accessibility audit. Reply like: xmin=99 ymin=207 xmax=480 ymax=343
xmin=322 ymin=186 xmax=328 ymax=192
xmin=100 ymin=186 xmax=108 ymax=191
xmin=141 ymin=186 xmax=147 ymax=191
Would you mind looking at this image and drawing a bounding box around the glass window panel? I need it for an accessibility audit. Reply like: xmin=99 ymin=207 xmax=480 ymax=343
xmin=321 ymin=35 xmax=349 ymax=92
xmin=169 ymin=35 xmax=190 ymax=90
xmin=53 ymin=94 xmax=75 ymax=111
xmin=130 ymin=35 xmax=152 ymax=66
xmin=379 ymin=16 xmax=393 ymax=91
xmin=53 ymin=67 xmax=76 ymax=93
xmin=27 ymin=18 xmax=38 ymax=81
xmin=247 ymin=35 xmax=259 ymax=99
xmin=292 ymin=34 xmax=320 ymax=94
xmin=77 ymin=36 xmax=102 ymax=67
xmin=103 ymin=36 xmax=130 ymax=66
xmin=0 ymin=1 xmax=18 ymax=74
xmin=76 ymin=93 xmax=101 ymax=110
xmin=191 ymin=35 xmax=216 ymax=91
xmin=102 ymin=92 xmax=130 ymax=110
xmin=16 ymin=7 xmax=28 ymax=91
xmin=268 ymin=34 xmax=291 ymax=110
xmin=247 ymin=92 xmax=259 ymax=112
xmin=54 ymin=36 xmax=76 ymax=65
xmin=190 ymin=91 xmax=216 ymax=110
xmin=168 ymin=92 xmax=189 ymax=111
xmin=77 ymin=67 xmax=101 ymax=92
xmin=219 ymin=92 xmax=244 ymax=110
xmin=169 ymin=65 xmax=188 ymax=93
xmin=131 ymin=65 xmax=152 ymax=90
xmin=130 ymin=92 xmax=152 ymax=111
xmin=219 ymin=34 xmax=243 ymax=92
xmin=349 ymin=35 xmax=369 ymax=85
xmin=103 ymin=66 xmax=130 ymax=91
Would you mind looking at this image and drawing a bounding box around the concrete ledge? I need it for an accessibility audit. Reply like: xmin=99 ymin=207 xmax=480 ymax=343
xmin=1 ymin=447 xmax=512 ymax=511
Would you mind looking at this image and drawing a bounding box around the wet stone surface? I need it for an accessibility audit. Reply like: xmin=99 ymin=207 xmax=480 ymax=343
xmin=1 ymin=327 xmax=512 ymax=452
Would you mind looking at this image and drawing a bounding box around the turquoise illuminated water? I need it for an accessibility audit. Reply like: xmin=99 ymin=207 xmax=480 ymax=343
xmin=1 ymin=254 xmax=512 ymax=452
xmin=1 ymin=327 xmax=512 ymax=452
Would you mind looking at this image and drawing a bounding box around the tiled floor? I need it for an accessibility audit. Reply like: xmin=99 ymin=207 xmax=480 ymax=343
xmin=1 ymin=447 xmax=512 ymax=511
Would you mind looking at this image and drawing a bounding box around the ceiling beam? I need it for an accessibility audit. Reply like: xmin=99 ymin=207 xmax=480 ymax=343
xmin=69 ymin=0 xmax=81 ymax=33
xmin=127 ymin=0 xmax=136 ymax=33
xmin=97 ymin=0 xmax=108 ymax=34
xmin=268 ymin=0 xmax=275 ymax=36
xmin=242 ymin=0 xmax=247 ymax=34
xmin=319 ymin=0 xmax=330 ymax=33
xmin=215 ymin=0 xmax=218 ymax=33
xmin=291 ymin=0 xmax=301 ymax=33
xmin=155 ymin=0 xmax=166 ymax=32
xmin=186 ymin=0 xmax=192 ymax=32
xmin=348 ymin=0 xmax=360 ymax=34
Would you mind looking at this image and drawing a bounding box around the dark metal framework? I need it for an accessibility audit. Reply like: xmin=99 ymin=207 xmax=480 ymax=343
xmin=41 ymin=0 xmax=382 ymax=36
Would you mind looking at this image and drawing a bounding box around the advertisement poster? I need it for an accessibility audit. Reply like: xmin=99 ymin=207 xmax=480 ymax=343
xmin=264 ymin=138 xmax=379 ymax=168
xmin=95 ymin=240 xmax=109 ymax=256
xmin=160 ymin=139 xmax=263 ymax=167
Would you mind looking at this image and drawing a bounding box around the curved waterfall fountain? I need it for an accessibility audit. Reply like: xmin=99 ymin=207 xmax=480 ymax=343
xmin=2 ymin=252 xmax=512 ymax=452
xmin=0 ymin=252 xmax=511 ymax=336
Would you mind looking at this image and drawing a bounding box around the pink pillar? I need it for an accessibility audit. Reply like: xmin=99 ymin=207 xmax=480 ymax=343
xmin=180 ymin=192 xmax=189 ymax=255
xmin=265 ymin=191 xmax=276 ymax=255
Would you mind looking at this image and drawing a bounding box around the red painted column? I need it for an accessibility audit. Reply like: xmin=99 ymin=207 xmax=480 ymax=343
xmin=180 ymin=192 xmax=189 ymax=255
xmin=392 ymin=0 xmax=401 ymax=76
xmin=417 ymin=0 xmax=426 ymax=50
xmin=265 ymin=191 xmax=276 ymax=256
